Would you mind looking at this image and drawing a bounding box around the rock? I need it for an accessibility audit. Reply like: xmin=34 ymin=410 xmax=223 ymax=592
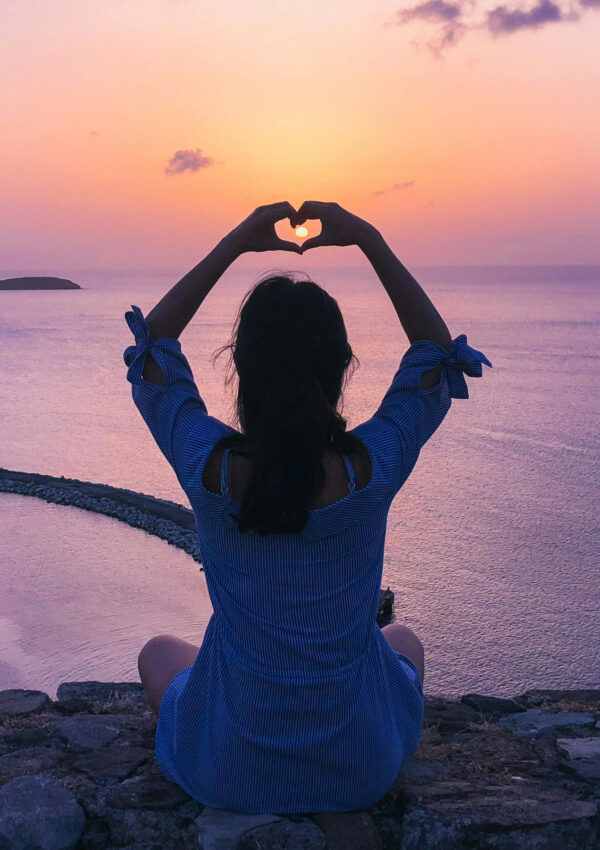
xmin=239 ymin=817 xmax=327 ymax=849
xmin=461 ymin=693 xmax=525 ymax=715
xmin=514 ymin=689 xmax=600 ymax=709
xmin=102 ymin=807 xmax=200 ymax=850
xmin=92 ymin=714 xmax=155 ymax=749
xmin=398 ymin=758 xmax=446 ymax=783
xmin=0 ymin=688 xmax=50 ymax=717
xmin=104 ymin=772 xmax=191 ymax=809
xmin=56 ymin=715 xmax=122 ymax=752
xmin=304 ymin=812 xmax=379 ymax=850
xmin=196 ymin=808 xmax=282 ymax=850
xmin=498 ymin=708 xmax=595 ymax=736
xmin=0 ymin=723 xmax=60 ymax=750
xmin=56 ymin=681 xmax=145 ymax=704
xmin=77 ymin=817 xmax=111 ymax=850
xmin=557 ymin=737 xmax=600 ymax=759
xmin=424 ymin=697 xmax=482 ymax=735
xmin=560 ymin=759 xmax=600 ymax=783
xmin=70 ymin=743 xmax=151 ymax=785
xmin=400 ymin=785 xmax=598 ymax=849
xmin=0 ymin=774 xmax=85 ymax=849
xmin=0 ymin=745 xmax=66 ymax=783
xmin=399 ymin=809 xmax=460 ymax=850
xmin=53 ymin=698 xmax=93 ymax=716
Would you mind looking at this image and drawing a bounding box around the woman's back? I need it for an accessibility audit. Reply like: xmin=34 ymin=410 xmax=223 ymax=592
xmin=202 ymin=442 xmax=373 ymax=510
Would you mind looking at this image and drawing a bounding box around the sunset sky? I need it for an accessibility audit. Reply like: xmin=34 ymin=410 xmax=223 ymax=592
xmin=2 ymin=0 xmax=599 ymax=270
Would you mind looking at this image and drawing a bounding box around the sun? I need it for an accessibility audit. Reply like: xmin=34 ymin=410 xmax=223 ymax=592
xmin=295 ymin=226 xmax=308 ymax=238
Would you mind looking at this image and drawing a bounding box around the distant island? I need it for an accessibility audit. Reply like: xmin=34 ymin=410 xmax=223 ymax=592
xmin=0 ymin=276 xmax=80 ymax=290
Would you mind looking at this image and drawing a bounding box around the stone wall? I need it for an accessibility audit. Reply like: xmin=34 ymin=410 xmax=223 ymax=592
xmin=0 ymin=683 xmax=598 ymax=849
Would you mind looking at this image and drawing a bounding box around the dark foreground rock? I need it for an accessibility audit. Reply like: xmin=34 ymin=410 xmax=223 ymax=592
xmin=0 ymin=684 xmax=598 ymax=848
xmin=0 ymin=775 xmax=85 ymax=849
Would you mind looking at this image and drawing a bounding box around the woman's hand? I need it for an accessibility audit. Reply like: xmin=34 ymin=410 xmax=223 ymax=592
xmin=225 ymin=202 xmax=302 ymax=255
xmin=292 ymin=201 xmax=380 ymax=253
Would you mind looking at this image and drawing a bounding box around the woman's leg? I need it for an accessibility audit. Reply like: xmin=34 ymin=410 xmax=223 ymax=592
xmin=137 ymin=634 xmax=199 ymax=715
xmin=380 ymin=624 xmax=425 ymax=683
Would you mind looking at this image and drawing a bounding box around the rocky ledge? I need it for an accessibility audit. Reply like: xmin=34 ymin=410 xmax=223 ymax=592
xmin=0 ymin=684 xmax=598 ymax=849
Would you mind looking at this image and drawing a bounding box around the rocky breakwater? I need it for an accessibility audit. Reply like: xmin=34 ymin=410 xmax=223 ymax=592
xmin=0 ymin=468 xmax=204 ymax=565
xmin=0 ymin=683 xmax=598 ymax=849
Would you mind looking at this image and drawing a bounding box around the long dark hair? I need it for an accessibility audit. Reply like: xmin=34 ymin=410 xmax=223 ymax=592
xmin=211 ymin=271 xmax=364 ymax=535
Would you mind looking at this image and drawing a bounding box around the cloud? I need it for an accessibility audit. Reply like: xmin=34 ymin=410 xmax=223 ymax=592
xmin=397 ymin=0 xmax=463 ymax=22
xmin=164 ymin=149 xmax=213 ymax=176
xmin=393 ymin=0 xmax=599 ymax=52
xmin=396 ymin=1 xmax=467 ymax=51
xmin=486 ymin=0 xmax=563 ymax=34
xmin=372 ymin=180 xmax=415 ymax=197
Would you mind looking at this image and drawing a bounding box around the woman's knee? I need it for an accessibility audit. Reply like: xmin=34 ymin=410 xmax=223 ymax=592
xmin=138 ymin=634 xmax=178 ymax=675
xmin=380 ymin=624 xmax=425 ymax=681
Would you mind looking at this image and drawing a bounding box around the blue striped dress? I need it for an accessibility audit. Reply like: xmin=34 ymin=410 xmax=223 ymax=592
xmin=123 ymin=304 xmax=492 ymax=814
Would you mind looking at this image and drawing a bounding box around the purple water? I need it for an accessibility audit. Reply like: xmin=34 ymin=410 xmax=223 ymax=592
xmin=1 ymin=263 xmax=598 ymax=698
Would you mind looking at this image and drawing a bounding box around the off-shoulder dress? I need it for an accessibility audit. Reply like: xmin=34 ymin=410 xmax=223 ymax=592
xmin=123 ymin=304 xmax=492 ymax=814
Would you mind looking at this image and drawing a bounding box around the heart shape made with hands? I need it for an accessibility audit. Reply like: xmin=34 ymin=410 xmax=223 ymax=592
xmin=275 ymin=215 xmax=322 ymax=247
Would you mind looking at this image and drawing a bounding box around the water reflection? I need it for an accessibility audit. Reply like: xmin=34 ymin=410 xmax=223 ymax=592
xmin=0 ymin=493 xmax=213 ymax=698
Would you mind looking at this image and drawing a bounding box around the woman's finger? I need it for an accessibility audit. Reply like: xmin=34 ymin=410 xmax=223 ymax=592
xmin=272 ymin=239 xmax=303 ymax=254
xmin=265 ymin=201 xmax=297 ymax=223
xmin=294 ymin=200 xmax=327 ymax=223
xmin=300 ymin=233 xmax=330 ymax=252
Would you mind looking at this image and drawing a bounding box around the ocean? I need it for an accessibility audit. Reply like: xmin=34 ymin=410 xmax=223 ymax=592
xmin=1 ymin=263 xmax=598 ymax=699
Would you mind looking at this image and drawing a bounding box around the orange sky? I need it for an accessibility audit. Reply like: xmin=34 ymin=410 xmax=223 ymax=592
xmin=2 ymin=0 xmax=599 ymax=269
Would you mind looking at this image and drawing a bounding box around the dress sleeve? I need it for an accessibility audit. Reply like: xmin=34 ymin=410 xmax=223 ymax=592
xmin=123 ymin=304 xmax=234 ymax=498
xmin=354 ymin=334 xmax=492 ymax=496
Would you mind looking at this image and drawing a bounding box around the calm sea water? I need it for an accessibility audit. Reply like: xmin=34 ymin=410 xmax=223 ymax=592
xmin=1 ymin=263 xmax=598 ymax=699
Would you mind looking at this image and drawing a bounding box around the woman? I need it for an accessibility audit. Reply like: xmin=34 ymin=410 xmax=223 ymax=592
xmin=124 ymin=200 xmax=492 ymax=815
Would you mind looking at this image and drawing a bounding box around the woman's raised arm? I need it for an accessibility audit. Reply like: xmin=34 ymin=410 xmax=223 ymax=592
xmin=137 ymin=202 xmax=302 ymax=383
xmin=360 ymin=228 xmax=453 ymax=389
xmin=296 ymin=201 xmax=452 ymax=390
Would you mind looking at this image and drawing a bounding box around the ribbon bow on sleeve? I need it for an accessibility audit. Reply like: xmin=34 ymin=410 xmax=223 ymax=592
xmin=123 ymin=304 xmax=181 ymax=385
xmin=397 ymin=333 xmax=493 ymax=399
xmin=444 ymin=334 xmax=493 ymax=399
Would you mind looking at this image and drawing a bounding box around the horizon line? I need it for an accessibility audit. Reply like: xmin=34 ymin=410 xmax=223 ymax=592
xmin=2 ymin=262 xmax=600 ymax=275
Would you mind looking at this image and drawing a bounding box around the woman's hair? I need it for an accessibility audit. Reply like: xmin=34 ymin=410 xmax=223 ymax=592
xmin=211 ymin=271 xmax=364 ymax=536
